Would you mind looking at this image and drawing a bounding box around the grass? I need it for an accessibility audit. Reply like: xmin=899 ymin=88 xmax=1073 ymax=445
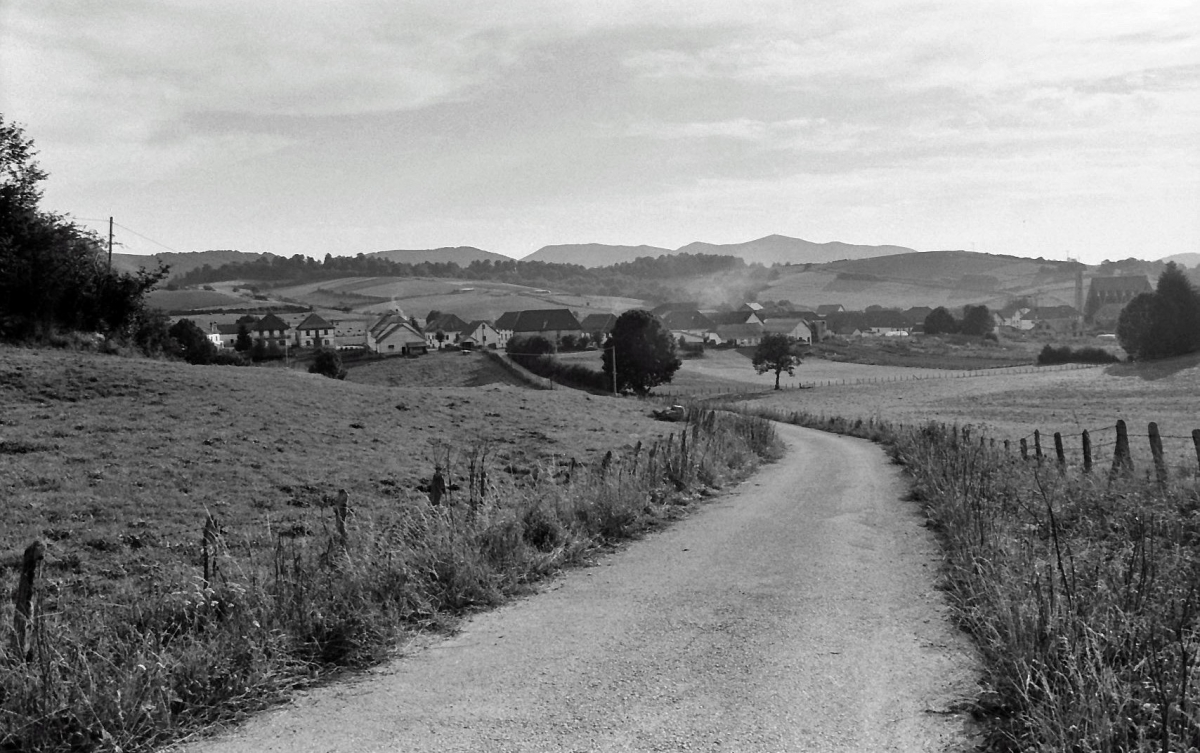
xmin=0 ymin=346 xmax=779 ymax=752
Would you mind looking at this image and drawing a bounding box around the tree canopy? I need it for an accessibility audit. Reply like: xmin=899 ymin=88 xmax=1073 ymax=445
xmin=752 ymin=333 xmax=801 ymax=390
xmin=960 ymin=305 xmax=994 ymax=336
xmin=1117 ymin=263 xmax=1200 ymax=360
xmin=923 ymin=307 xmax=958 ymax=335
xmin=0 ymin=115 xmax=166 ymax=342
xmin=602 ymin=310 xmax=681 ymax=395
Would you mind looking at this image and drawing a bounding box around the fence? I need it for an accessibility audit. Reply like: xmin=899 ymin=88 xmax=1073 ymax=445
xmin=948 ymin=419 xmax=1200 ymax=488
xmin=654 ymin=362 xmax=1102 ymax=398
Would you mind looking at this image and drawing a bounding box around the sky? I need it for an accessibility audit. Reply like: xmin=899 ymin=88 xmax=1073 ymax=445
xmin=1 ymin=1 xmax=1198 ymax=263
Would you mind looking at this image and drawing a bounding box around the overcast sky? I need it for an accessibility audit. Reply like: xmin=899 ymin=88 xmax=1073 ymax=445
xmin=2 ymin=1 xmax=1197 ymax=263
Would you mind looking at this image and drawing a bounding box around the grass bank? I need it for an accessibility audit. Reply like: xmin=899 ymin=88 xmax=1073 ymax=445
xmin=1 ymin=365 xmax=778 ymax=753
xmin=725 ymin=402 xmax=1200 ymax=752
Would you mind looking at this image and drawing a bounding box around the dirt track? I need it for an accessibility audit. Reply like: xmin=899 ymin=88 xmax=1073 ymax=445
xmin=178 ymin=424 xmax=978 ymax=752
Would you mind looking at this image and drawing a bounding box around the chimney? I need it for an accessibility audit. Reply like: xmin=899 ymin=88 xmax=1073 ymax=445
xmin=1075 ymin=268 xmax=1085 ymax=334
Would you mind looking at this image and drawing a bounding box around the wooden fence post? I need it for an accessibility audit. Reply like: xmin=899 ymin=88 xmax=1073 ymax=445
xmin=1149 ymin=422 xmax=1167 ymax=489
xmin=202 ymin=514 xmax=219 ymax=588
xmin=1004 ymin=439 xmax=1010 ymax=453
xmin=333 ymin=489 xmax=350 ymax=550
xmin=1034 ymin=430 xmax=1043 ymax=463
xmin=1082 ymin=430 xmax=1092 ymax=474
xmin=1054 ymin=432 xmax=1065 ymax=469
xmin=1020 ymin=438 xmax=1028 ymax=460
xmin=1110 ymin=420 xmax=1132 ymax=479
xmin=1193 ymin=429 xmax=1200 ymax=476
xmin=10 ymin=540 xmax=44 ymax=662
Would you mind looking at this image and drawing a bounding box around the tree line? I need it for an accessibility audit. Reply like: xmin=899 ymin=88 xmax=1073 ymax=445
xmin=173 ymin=250 xmax=766 ymax=303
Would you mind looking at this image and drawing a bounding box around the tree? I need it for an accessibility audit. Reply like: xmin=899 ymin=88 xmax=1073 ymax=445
xmin=0 ymin=115 xmax=166 ymax=341
xmin=1117 ymin=264 xmax=1200 ymax=360
xmin=753 ymin=333 xmax=801 ymax=390
xmin=923 ymin=307 xmax=958 ymax=335
xmin=309 ymin=347 xmax=347 ymax=379
xmin=960 ymin=305 xmax=994 ymax=336
xmin=234 ymin=323 xmax=253 ymax=352
xmin=168 ymin=318 xmax=216 ymax=364
xmin=601 ymin=309 xmax=681 ymax=395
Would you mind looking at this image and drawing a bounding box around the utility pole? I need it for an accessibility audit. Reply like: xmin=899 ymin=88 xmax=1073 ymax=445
xmin=107 ymin=217 xmax=113 ymax=272
xmin=611 ymin=343 xmax=617 ymax=396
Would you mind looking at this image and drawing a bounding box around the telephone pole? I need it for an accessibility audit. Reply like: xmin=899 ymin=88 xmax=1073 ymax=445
xmin=107 ymin=217 xmax=113 ymax=271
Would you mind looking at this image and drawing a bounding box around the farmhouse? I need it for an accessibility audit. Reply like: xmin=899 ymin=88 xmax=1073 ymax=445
xmin=1023 ymin=305 xmax=1082 ymax=334
xmin=294 ymin=313 xmax=335 ymax=349
xmin=509 ymin=309 xmax=584 ymax=347
xmin=579 ymin=313 xmax=617 ymax=344
xmin=424 ymin=313 xmax=471 ymax=349
xmin=714 ymin=322 xmax=764 ymax=347
xmin=367 ymin=313 xmax=428 ymax=355
xmin=252 ymin=313 xmax=291 ymax=349
xmin=762 ymin=317 xmax=813 ymax=345
xmin=460 ymin=320 xmax=503 ymax=350
xmin=210 ymin=322 xmax=242 ymax=349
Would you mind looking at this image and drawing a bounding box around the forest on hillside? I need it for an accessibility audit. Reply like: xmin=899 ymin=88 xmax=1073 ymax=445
xmin=172 ymin=252 xmax=773 ymax=303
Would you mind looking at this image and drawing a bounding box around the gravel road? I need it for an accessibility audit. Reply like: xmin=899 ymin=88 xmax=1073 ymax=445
xmin=179 ymin=423 xmax=979 ymax=752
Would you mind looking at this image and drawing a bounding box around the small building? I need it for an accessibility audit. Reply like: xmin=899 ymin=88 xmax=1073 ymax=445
xmin=367 ymin=313 xmax=428 ymax=356
xmin=579 ymin=313 xmax=617 ymax=344
xmin=714 ymin=322 xmax=764 ymax=347
xmin=424 ymin=313 xmax=471 ymax=349
xmin=252 ymin=313 xmax=291 ymax=350
xmin=461 ymin=320 xmax=503 ymax=350
xmin=762 ymin=317 xmax=813 ymax=345
xmin=1024 ymin=305 xmax=1082 ymax=334
xmin=494 ymin=311 xmax=521 ymax=345
xmin=295 ymin=313 xmax=336 ymax=349
xmin=659 ymin=309 xmax=713 ymax=332
xmin=510 ymin=309 xmax=584 ymax=347
xmin=210 ymin=322 xmax=242 ymax=349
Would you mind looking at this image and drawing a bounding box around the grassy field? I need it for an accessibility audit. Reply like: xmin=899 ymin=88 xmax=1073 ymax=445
xmin=0 ymin=345 xmax=779 ymax=751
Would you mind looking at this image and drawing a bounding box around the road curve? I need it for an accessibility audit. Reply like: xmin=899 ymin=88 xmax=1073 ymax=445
xmin=178 ymin=423 xmax=978 ymax=753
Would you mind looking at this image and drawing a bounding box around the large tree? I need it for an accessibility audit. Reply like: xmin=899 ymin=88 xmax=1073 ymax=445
xmin=960 ymin=304 xmax=994 ymax=336
xmin=0 ymin=115 xmax=165 ymax=340
xmin=752 ymin=333 xmax=801 ymax=390
xmin=1117 ymin=263 xmax=1200 ymax=360
xmin=923 ymin=306 xmax=958 ymax=335
xmin=601 ymin=309 xmax=681 ymax=395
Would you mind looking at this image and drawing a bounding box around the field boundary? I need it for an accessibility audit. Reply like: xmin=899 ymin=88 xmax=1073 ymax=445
xmin=481 ymin=349 xmax=554 ymax=390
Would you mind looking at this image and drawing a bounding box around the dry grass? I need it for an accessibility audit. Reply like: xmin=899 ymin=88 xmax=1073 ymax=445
xmin=0 ymin=346 xmax=779 ymax=752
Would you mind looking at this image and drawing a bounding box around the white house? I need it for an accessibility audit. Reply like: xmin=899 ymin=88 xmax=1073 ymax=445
xmin=461 ymin=320 xmax=503 ymax=350
xmin=762 ymin=317 xmax=813 ymax=345
xmin=367 ymin=313 xmax=428 ymax=355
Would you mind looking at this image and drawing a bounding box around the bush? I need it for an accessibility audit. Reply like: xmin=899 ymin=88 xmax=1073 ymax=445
xmin=309 ymin=348 xmax=347 ymax=379
xmin=1036 ymin=344 xmax=1120 ymax=365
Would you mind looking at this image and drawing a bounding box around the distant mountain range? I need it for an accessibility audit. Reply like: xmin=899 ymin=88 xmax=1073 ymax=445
xmin=523 ymin=235 xmax=918 ymax=268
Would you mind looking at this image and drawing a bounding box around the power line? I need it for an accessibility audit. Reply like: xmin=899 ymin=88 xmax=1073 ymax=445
xmin=112 ymin=222 xmax=182 ymax=254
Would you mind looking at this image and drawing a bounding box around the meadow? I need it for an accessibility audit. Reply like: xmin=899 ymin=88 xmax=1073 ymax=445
xmin=0 ymin=346 xmax=779 ymax=752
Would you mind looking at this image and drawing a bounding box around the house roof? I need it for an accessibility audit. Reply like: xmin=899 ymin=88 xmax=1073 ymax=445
xmin=494 ymin=311 xmax=522 ymax=330
xmin=371 ymin=313 xmax=425 ymax=344
xmin=425 ymin=313 xmax=470 ymax=333
xmin=714 ymin=323 xmax=764 ymax=339
xmin=705 ymin=310 xmax=761 ymax=326
xmin=214 ymin=323 xmax=242 ymax=335
xmin=740 ymin=302 xmax=764 ymax=311
xmin=660 ymin=310 xmax=713 ymax=331
xmin=762 ymin=318 xmax=811 ymax=335
xmin=512 ymin=309 xmax=582 ymax=332
xmin=464 ymin=320 xmax=496 ymax=334
xmin=1089 ymin=276 xmax=1152 ymax=293
xmin=296 ymin=313 xmax=334 ymax=331
xmin=253 ymin=313 xmax=290 ymax=332
xmin=579 ymin=313 xmax=617 ymax=332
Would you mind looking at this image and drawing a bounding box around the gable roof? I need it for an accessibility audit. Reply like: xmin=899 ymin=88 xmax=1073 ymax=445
xmin=253 ymin=313 xmax=290 ymax=333
xmin=512 ymin=309 xmax=582 ymax=333
xmin=494 ymin=311 xmax=522 ymax=330
xmin=714 ymin=323 xmax=765 ymax=340
xmin=1023 ymin=305 xmax=1079 ymax=321
xmin=762 ymin=317 xmax=811 ymax=336
xmin=705 ymin=310 xmax=761 ymax=326
xmin=464 ymin=320 xmax=497 ymax=334
xmin=579 ymin=313 xmax=617 ymax=332
xmin=370 ymin=313 xmax=425 ymax=344
xmin=296 ymin=313 xmax=334 ymax=331
xmin=660 ymin=309 xmax=713 ymax=331
xmin=425 ymin=313 xmax=470 ymax=333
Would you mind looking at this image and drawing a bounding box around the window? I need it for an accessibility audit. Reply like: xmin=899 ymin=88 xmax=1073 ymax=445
xmin=388 ymin=344 xmax=395 ymax=351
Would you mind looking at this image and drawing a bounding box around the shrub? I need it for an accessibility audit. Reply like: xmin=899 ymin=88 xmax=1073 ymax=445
xmin=1036 ymin=344 xmax=1120 ymax=365
xmin=309 ymin=348 xmax=347 ymax=379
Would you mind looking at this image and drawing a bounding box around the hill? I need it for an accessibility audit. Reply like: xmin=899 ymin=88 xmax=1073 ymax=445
xmin=111 ymin=250 xmax=271 ymax=278
xmin=523 ymin=243 xmax=675 ymax=267
xmin=366 ymin=246 xmax=510 ymax=266
xmin=676 ymin=235 xmax=917 ymax=266
xmin=1161 ymin=253 xmax=1200 ymax=269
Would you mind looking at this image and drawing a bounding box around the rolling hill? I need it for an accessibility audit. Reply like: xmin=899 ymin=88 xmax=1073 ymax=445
xmin=111 ymin=250 xmax=270 ymax=278
xmin=523 ymin=244 xmax=675 ymax=267
xmin=365 ymin=246 xmax=510 ymax=266
xmin=524 ymin=235 xmax=917 ymax=268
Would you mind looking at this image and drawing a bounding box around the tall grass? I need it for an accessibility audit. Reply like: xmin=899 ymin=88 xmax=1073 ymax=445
xmin=0 ymin=405 xmax=778 ymax=753
xmin=730 ymin=402 xmax=1200 ymax=752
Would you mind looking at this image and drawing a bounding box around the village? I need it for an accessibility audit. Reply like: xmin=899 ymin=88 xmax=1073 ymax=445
xmin=198 ymin=271 xmax=1152 ymax=358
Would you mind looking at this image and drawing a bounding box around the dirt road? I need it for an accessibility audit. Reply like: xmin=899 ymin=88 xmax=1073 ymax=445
xmin=179 ymin=424 xmax=978 ymax=752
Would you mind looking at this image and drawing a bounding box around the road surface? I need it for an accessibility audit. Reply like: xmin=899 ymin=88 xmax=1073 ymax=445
xmin=179 ymin=423 xmax=978 ymax=752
